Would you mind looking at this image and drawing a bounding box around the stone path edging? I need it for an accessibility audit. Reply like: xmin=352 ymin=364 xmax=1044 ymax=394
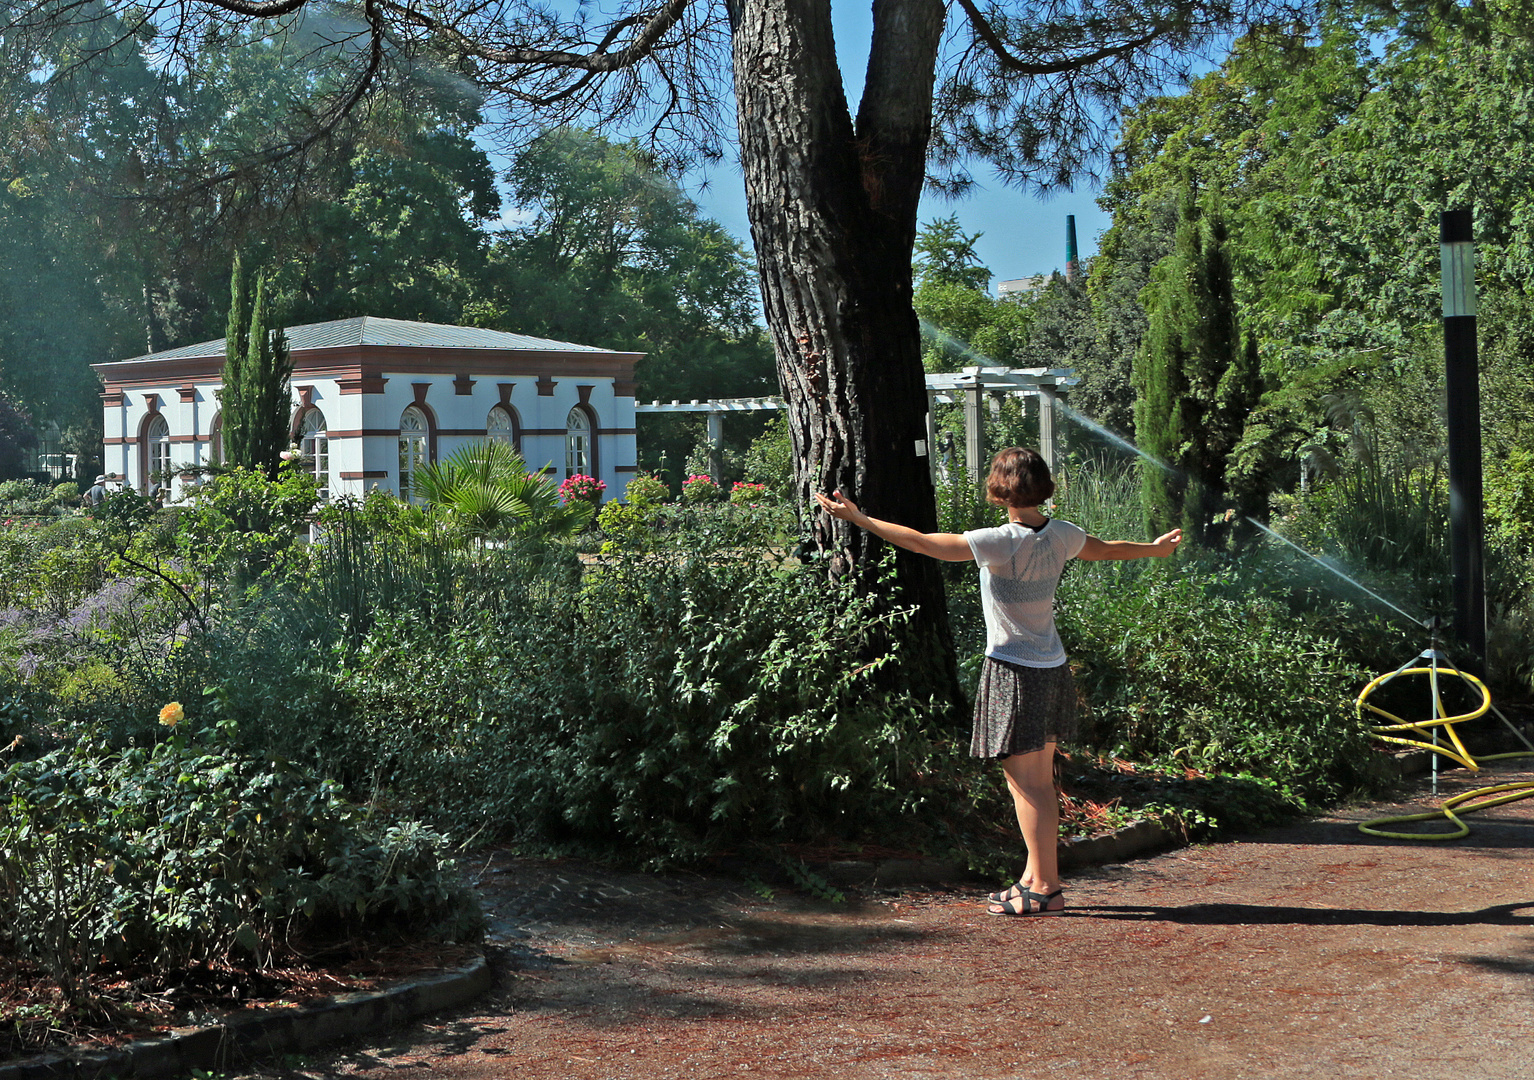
xmin=0 ymin=958 xmax=492 ymax=1080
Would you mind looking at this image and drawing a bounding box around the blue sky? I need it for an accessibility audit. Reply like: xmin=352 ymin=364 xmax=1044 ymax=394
xmin=687 ymin=161 xmax=1110 ymax=289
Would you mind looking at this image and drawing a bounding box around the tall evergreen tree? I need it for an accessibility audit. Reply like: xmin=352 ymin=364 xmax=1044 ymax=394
xmin=221 ymin=254 xmax=292 ymax=479
xmin=1135 ymin=185 xmax=1252 ymax=546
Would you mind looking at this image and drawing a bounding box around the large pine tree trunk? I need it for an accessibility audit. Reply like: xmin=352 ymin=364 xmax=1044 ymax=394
xmin=727 ymin=0 xmax=964 ymax=712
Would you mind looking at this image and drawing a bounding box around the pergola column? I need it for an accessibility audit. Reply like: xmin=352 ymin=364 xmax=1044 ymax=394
xmin=1038 ymin=386 xmax=1058 ymax=474
xmin=707 ymin=406 xmax=724 ymax=484
xmin=963 ymin=378 xmax=986 ymax=484
xmin=925 ymin=391 xmax=939 ymax=484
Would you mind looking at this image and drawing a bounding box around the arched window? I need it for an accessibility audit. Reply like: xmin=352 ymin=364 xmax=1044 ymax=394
xmin=399 ymin=405 xmax=429 ymax=501
xmin=144 ymin=414 xmax=171 ymax=494
xmin=209 ymin=412 xmax=223 ymax=465
xmin=565 ymin=406 xmax=594 ymax=477
xmin=487 ymin=405 xmax=519 ymax=451
xmin=299 ymin=409 xmax=329 ymax=500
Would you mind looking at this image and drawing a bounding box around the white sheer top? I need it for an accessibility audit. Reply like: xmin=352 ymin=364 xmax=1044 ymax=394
xmin=963 ymin=518 xmax=1088 ymax=668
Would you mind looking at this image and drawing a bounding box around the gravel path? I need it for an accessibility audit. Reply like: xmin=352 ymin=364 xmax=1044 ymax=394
xmin=232 ymin=764 xmax=1534 ymax=1080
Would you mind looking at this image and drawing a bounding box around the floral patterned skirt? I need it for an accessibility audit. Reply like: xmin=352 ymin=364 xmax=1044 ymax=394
xmin=969 ymin=656 xmax=1078 ymax=759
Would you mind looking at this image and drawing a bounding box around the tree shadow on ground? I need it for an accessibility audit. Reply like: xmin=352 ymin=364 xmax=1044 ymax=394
xmin=1081 ymin=900 xmax=1534 ymax=927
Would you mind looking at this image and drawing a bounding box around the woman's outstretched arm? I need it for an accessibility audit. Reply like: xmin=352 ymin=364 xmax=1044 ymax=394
xmin=1078 ymin=530 xmax=1182 ymax=562
xmin=815 ymin=491 xmax=975 ymax=562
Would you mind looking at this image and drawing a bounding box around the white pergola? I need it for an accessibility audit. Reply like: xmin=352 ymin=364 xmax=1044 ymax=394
xmin=636 ymin=366 xmax=1077 ymax=483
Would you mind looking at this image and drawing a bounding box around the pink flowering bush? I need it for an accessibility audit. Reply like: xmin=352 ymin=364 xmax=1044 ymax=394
xmin=729 ymin=481 xmax=769 ymax=507
xmin=558 ymin=474 xmax=606 ymax=504
xmin=681 ymin=474 xmax=723 ymax=503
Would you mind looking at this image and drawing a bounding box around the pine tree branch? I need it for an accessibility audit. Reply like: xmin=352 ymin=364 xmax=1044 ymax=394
xmin=171 ymin=0 xmax=388 ymax=197
xmin=951 ymin=0 xmax=1168 ymax=76
xmin=375 ymin=0 xmax=696 ymax=75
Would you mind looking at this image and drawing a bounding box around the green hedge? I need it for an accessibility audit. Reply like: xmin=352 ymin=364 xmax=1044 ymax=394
xmin=0 ymin=732 xmax=479 ymax=999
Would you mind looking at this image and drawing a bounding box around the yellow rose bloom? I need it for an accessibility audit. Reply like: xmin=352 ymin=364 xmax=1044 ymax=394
xmin=158 ymin=701 xmax=184 ymax=728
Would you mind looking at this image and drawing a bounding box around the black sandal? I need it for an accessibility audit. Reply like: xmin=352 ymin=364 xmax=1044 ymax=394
xmin=987 ymin=880 xmax=1026 ymax=905
xmin=986 ymin=887 xmax=1065 ymax=916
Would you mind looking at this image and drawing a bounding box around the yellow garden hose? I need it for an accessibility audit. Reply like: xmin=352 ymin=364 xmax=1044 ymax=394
xmin=1357 ymin=662 xmax=1534 ymax=839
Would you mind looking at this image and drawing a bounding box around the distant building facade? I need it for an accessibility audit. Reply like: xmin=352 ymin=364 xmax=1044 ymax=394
xmin=91 ymin=316 xmax=642 ymax=501
xmin=996 ymin=275 xmax=1048 ymax=298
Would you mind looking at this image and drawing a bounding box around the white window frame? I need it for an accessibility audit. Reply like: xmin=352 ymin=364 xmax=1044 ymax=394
xmin=487 ymin=405 xmax=518 ymax=451
xmin=399 ymin=405 xmax=429 ymax=501
xmin=146 ymin=414 xmax=171 ymax=492
xmin=300 ymin=408 xmax=329 ymax=500
xmin=565 ymin=406 xmax=593 ymax=478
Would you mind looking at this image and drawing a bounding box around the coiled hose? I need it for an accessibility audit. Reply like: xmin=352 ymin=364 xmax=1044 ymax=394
xmin=1356 ymin=664 xmax=1534 ymax=840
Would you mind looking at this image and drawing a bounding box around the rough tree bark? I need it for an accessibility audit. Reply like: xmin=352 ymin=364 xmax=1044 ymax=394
xmin=728 ymin=0 xmax=964 ymax=709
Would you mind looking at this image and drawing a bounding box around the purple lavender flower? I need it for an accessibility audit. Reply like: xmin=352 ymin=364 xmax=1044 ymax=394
xmin=63 ymin=577 xmax=144 ymax=635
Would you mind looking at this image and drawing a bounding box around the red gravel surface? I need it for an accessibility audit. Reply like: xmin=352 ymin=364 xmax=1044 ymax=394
xmin=237 ymin=765 xmax=1534 ymax=1080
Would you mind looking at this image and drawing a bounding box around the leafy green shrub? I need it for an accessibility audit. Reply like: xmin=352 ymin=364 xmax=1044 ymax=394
xmin=1058 ymin=558 xmax=1388 ymax=806
xmin=624 ymin=473 xmax=670 ymax=506
xmin=177 ymin=463 xmax=320 ymax=583
xmin=0 ymin=731 xmax=479 ymax=999
xmin=729 ymin=481 xmax=769 ymax=506
xmin=324 ymin=525 xmax=960 ymax=863
xmin=0 ymin=479 xmax=79 ymax=517
xmin=739 ymin=415 xmax=793 ymax=494
xmin=596 ymin=500 xmax=657 ymax=552
xmin=0 ymin=516 xmax=110 ymax=616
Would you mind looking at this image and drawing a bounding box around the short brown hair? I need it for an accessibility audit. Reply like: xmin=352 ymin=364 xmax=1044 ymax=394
xmin=986 ymin=447 xmax=1055 ymax=508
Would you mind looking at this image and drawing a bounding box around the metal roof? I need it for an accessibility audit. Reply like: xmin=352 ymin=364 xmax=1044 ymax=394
xmin=113 ymin=316 xmax=615 ymax=364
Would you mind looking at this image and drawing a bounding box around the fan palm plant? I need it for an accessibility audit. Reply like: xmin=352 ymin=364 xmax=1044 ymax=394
xmin=409 ymin=441 xmax=594 ymax=545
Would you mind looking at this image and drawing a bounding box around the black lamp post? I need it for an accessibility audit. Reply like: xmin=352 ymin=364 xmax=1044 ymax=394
xmin=1440 ymin=209 xmax=1486 ymax=669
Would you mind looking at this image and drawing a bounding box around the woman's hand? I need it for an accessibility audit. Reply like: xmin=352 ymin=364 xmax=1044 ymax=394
xmin=1152 ymin=529 xmax=1182 ymax=556
xmin=815 ymin=490 xmax=864 ymax=524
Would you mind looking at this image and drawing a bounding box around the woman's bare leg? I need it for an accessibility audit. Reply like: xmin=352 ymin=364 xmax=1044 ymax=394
xmin=1001 ymin=743 xmax=1061 ymax=896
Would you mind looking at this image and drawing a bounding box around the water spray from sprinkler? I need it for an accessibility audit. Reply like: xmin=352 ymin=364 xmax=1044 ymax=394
xmin=1240 ymin=518 xmax=1426 ymax=627
xmin=915 ymin=319 xmax=1426 ymax=628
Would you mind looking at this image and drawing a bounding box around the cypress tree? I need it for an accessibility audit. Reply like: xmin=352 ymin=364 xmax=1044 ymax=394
xmin=1134 ymin=184 xmax=1252 ymax=546
xmin=221 ymin=255 xmax=293 ymax=479
xmin=1135 ymin=186 xmax=1197 ymax=539
xmin=222 ymin=253 xmax=252 ymax=467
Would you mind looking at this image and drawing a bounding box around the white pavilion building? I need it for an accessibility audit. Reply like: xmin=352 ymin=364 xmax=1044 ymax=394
xmin=92 ymin=316 xmax=642 ymax=502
